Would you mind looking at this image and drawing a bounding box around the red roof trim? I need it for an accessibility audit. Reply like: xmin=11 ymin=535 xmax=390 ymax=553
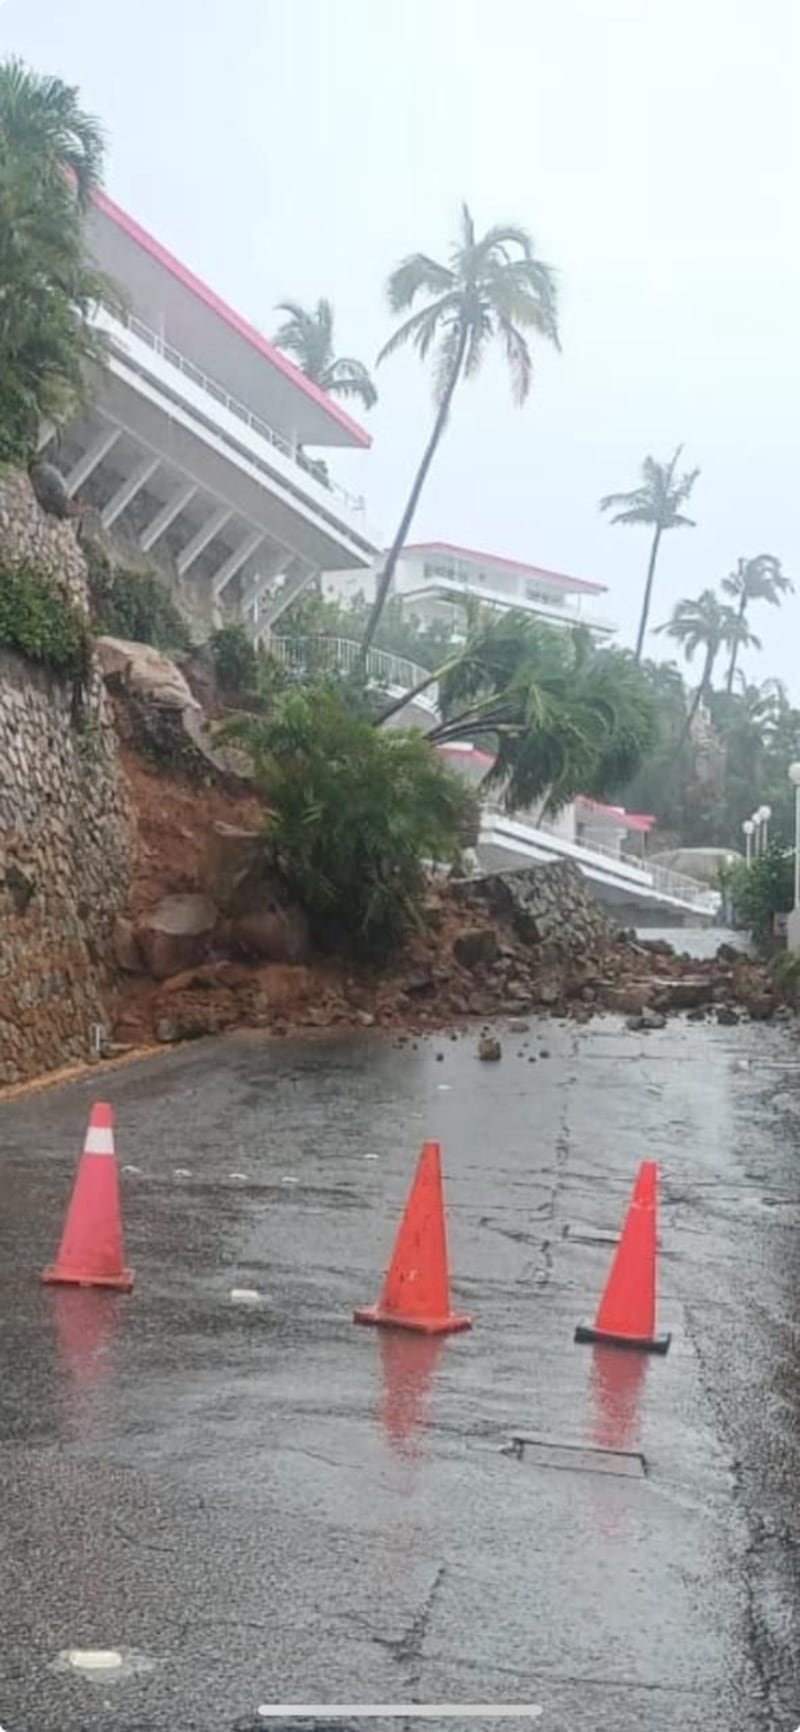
xmin=91 ymin=187 xmax=371 ymax=450
xmin=401 ymin=540 xmax=606 ymax=596
xmin=576 ymin=796 xmax=655 ymax=833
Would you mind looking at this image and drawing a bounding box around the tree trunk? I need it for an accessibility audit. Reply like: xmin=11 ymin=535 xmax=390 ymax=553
xmin=634 ymin=525 xmax=663 ymax=661
xmin=374 ymin=652 xmax=464 ymax=727
xmin=359 ymin=323 xmax=469 ymax=667
xmin=725 ymin=592 xmax=747 ymax=694
xmin=683 ymin=647 xmax=715 ymax=740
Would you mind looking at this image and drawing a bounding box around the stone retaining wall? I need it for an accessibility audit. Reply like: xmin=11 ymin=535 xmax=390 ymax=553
xmin=455 ymin=859 xmax=613 ymax=957
xmin=0 ymin=471 xmax=131 ymax=1084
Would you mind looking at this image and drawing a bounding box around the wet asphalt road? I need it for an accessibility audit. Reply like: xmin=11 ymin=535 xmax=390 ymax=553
xmin=2 ymin=1011 xmax=800 ymax=1732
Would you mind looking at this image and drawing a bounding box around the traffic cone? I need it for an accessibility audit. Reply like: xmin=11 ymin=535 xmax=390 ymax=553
xmin=354 ymin=1140 xmax=471 ymax=1335
xmin=42 ymin=1103 xmax=133 ymax=1292
xmin=574 ymin=1160 xmax=669 ymax=1353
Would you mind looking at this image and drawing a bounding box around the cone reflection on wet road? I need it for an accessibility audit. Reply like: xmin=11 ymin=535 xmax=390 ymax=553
xmin=376 ymin=1329 xmax=444 ymax=1458
xmin=588 ymin=1344 xmax=649 ymax=1453
xmin=52 ymin=1287 xmax=117 ymax=1390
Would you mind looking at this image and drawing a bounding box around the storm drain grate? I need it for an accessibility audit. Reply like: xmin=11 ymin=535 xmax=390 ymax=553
xmin=502 ymin=1434 xmax=647 ymax=1478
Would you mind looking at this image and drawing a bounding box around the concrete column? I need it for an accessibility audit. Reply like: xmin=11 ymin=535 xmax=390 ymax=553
xmin=140 ymin=481 xmax=197 ymax=552
xmin=66 ymin=427 xmax=121 ymax=496
xmin=101 ymin=455 xmax=160 ymax=529
xmin=176 ymin=506 xmax=232 ymax=577
xmin=211 ymin=529 xmax=265 ymax=601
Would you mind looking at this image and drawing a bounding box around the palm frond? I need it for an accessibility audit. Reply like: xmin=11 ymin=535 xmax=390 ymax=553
xmin=495 ymin=313 xmax=532 ymax=404
xmin=385 ymin=253 xmax=454 ymax=314
xmin=376 ymin=294 xmax=458 ymax=366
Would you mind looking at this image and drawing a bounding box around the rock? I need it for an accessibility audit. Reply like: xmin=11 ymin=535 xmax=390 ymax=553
xmin=602 ymin=982 xmax=653 ymax=1014
xmin=155 ymin=1016 xmax=180 ymax=1043
xmin=686 ymin=1006 xmax=707 ymax=1023
xmin=478 ymin=1035 xmax=502 ymax=1062
xmin=641 ymin=1007 xmax=667 ymax=1030
xmin=137 ymin=892 xmax=218 ymax=980
xmin=508 ymin=1019 xmax=530 ymax=1033
xmin=715 ymin=1005 xmax=739 ymax=1025
xmin=404 ymin=969 xmax=435 ymax=996
xmin=356 ymin=1010 xmax=376 ymax=1028
xmin=206 ymin=823 xmax=264 ymax=914
xmin=746 ymin=994 xmax=775 ymax=1022
xmin=654 ymin=976 xmax=710 ymax=1011
xmin=538 ymin=982 xmax=560 ymax=1007
xmin=638 ymin=937 xmax=675 ymax=956
xmin=230 ymin=906 xmax=310 ymax=964
xmin=112 ymin=915 xmax=144 ymax=974
xmin=716 ymin=942 xmax=741 ymax=964
xmin=453 ymin=926 xmax=500 ymax=970
xmin=96 ymin=636 xmax=200 ymax=713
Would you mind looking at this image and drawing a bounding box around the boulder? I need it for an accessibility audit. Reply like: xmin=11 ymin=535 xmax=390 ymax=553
xmin=96 ymin=636 xmax=200 ymax=713
xmin=206 ymin=822 xmax=264 ymax=914
xmin=137 ymin=892 xmax=218 ymax=981
xmin=230 ymin=906 xmax=310 ymax=964
xmin=655 ymin=976 xmax=711 ymax=1011
xmin=602 ymin=981 xmax=653 ymax=1015
xmin=478 ymin=1035 xmax=502 ymax=1062
xmin=112 ymin=915 xmax=144 ymax=974
xmin=453 ymin=926 xmax=500 ymax=970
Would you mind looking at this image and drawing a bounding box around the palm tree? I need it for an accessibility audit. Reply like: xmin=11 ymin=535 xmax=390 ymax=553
xmin=659 ymin=590 xmax=758 ymax=735
xmin=272 ymin=298 xmax=377 ymax=409
xmin=424 ymin=612 xmax=656 ymax=814
xmin=721 ymin=554 xmax=793 ymax=692
xmin=0 ymin=60 xmax=110 ymax=461
xmin=360 ymin=204 xmax=560 ymax=661
xmin=599 ymin=448 xmax=700 ymax=661
xmin=0 ymin=58 xmax=104 ymax=206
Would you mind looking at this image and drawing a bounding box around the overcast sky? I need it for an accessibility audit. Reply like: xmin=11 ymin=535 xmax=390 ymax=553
xmin=3 ymin=0 xmax=799 ymax=685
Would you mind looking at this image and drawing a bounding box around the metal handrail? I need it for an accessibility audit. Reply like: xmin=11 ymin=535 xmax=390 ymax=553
xmin=270 ymin=635 xmax=440 ymax=712
xmin=109 ymin=307 xmax=367 ymax=517
xmin=483 ymin=804 xmax=719 ymax=910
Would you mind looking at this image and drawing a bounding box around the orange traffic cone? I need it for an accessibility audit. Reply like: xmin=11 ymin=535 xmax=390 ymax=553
xmin=574 ymin=1160 xmax=669 ymax=1353
xmin=42 ymin=1103 xmax=133 ymax=1292
xmin=354 ymin=1140 xmax=471 ymax=1335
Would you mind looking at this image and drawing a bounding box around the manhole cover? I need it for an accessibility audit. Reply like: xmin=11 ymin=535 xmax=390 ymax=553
xmin=503 ymin=1433 xmax=647 ymax=1478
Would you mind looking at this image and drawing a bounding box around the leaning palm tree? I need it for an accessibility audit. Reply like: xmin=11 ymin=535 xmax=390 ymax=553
xmin=272 ymin=298 xmax=377 ymax=409
xmin=0 ymin=57 xmax=104 ymax=206
xmin=599 ymin=447 xmax=700 ymax=661
xmin=659 ymin=590 xmax=758 ymax=736
xmin=721 ymin=554 xmax=792 ymax=692
xmin=360 ymin=203 xmax=560 ymax=661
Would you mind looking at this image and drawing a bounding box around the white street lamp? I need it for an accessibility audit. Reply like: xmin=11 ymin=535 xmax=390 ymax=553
xmin=760 ymin=803 xmax=772 ymax=851
xmin=789 ymin=765 xmax=800 ymax=909
xmin=742 ymin=818 xmax=754 ymax=867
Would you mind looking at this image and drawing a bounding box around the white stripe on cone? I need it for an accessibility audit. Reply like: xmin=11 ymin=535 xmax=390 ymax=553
xmin=84 ymin=1125 xmax=115 ymax=1155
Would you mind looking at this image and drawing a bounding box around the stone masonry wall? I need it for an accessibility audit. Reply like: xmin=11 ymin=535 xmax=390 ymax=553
xmin=0 ymin=470 xmax=131 ymax=1084
xmin=456 ymin=859 xmax=614 ymax=958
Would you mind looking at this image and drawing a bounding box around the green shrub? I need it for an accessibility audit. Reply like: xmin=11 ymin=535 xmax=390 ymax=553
xmin=723 ymin=844 xmax=794 ymax=947
xmin=223 ymin=685 xmax=470 ymax=955
xmin=85 ymin=542 xmax=191 ymax=651
xmin=0 ymin=560 xmax=90 ymax=680
xmin=207 ymin=625 xmax=258 ymax=697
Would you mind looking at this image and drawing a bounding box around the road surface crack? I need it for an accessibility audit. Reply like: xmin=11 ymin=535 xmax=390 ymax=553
xmin=369 ymin=1562 xmax=447 ymax=1687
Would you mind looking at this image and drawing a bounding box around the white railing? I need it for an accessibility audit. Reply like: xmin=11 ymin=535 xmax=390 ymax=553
xmin=403 ymin=574 xmax=617 ymax=637
xmin=270 ymin=635 xmax=440 ymax=713
xmin=108 ymin=307 xmax=367 ymax=517
xmin=483 ymin=804 xmax=719 ymax=913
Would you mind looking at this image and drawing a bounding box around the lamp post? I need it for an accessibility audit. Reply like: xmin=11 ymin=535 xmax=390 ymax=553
xmin=742 ymin=818 xmax=754 ymax=867
xmin=789 ymin=765 xmax=800 ymax=911
xmin=760 ymin=804 xmax=772 ymax=852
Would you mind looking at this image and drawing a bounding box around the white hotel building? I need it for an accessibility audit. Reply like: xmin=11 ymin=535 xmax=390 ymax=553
xmin=325 ymin=539 xmax=617 ymax=640
xmin=45 ymin=188 xmax=379 ymax=630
